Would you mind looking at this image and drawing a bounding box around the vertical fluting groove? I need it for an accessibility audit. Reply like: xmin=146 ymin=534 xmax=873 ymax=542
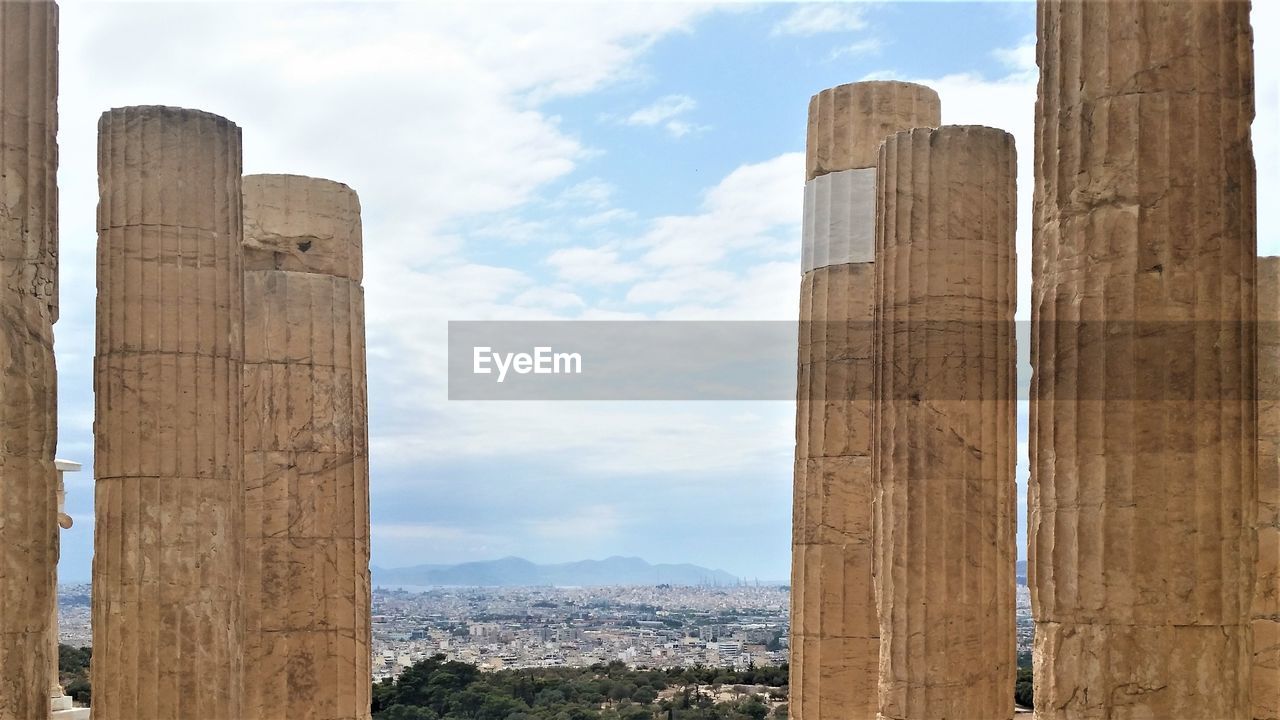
xmin=93 ymin=105 xmax=245 ymax=720
xmin=1256 ymin=258 xmax=1279 ymax=720
xmin=792 ymin=81 xmax=939 ymax=720
xmin=0 ymin=2 xmax=58 ymax=717
xmin=241 ymin=174 xmax=371 ymax=720
xmin=1031 ymin=1 xmax=1256 ymax=717
xmin=873 ymin=125 xmax=1017 ymax=720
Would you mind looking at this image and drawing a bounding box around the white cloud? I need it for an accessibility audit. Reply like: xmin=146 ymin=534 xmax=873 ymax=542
xmin=547 ymin=246 xmax=642 ymax=285
xmin=512 ymin=287 xmax=586 ymax=310
xmin=772 ymin=4 xmax=868 ymax=36
xmin=626 ymin=94 xmax=696 ymax=126
xmin=652 ymin=262 xmax=799 ymax=321
xmin=372 ymin=401 xmax=794 ymax=480
xmin=992 ymin=34 xmax=1036 ymax=73
xmin=623 ymin=94 xmax=707 ymax=138
xmin=59 ymin=3 xmax=713 ymax=254
xmin=556 ymin=178 xmax=616 ymax=208
xmin=639 ymin=152 xmax=803 ymax=270
xmin=528 ymin=151 xmax=805 ymax=322
xmin=662 ymin=120 xmax=706 ymax=139
xmin=577 ymin=208 xmax=637 ymax=227
xmin=527 ymin=504 xmax=627 ymax=542
xmin=828 ymin=37 xmax=884 ymax=61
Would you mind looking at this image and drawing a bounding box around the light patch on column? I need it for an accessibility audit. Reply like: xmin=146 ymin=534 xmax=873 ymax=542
xmin=802 ymin=167 xmax=876 ymax=273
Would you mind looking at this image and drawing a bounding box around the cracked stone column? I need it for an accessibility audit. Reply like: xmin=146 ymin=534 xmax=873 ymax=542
xmin=242 ymin=175 xmax=371 ymax=720
xmin=1258 ymin=257 xmax=1279 ymax=720
xmin=1031 ymin=2 xmax=1257 ymax=718
xmin=791 ymin=81 xmax=939 ymax=720
xmin=874 ymin=125 xmax=1017 ymax=720
xmin=93 ymin=106 xmax=244 ymax=720
xmin=0 ymin=2 xmax=59 ymax=718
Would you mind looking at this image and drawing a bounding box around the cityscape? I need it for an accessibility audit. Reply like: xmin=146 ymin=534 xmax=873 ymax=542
xmin=57 ymin=579 xmax=1035 ymax=683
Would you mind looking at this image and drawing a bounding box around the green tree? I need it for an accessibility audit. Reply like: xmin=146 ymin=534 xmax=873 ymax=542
xmin=1015 ymin=666 xmax=1034 ymax=709
xmin=65 ymin=677 xmax=91 ymax=706
xmin=631 ymin=686 xmax=657 ymax=705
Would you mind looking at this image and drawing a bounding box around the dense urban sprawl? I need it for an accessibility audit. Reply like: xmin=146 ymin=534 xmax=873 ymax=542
xmin=55 ymin=582 xmax=1035 ymax=682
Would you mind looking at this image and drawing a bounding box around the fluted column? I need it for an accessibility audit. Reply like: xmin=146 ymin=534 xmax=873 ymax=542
xmin=93 ymin=106 xmax=244 ymax=719
xmin=1031 ymin=2 xmax=1256 ymax=717
xmin=242 ymin=174 xmax=371 ymax=720
xmin=50 ymin=459 xmax=79 ymax=713
xmin=792 ymin=81 xmax=940 ymax=720
xmin=1258 ymin=257 xmax=1279 ymax=720
xmin=874 ymin=125 xmax=1017 ymax=720
xmin=0 ymin=3 xmax=59 ymax=717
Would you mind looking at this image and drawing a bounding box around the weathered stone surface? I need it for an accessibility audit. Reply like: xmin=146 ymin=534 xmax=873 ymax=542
xmin=1258 ymin=257 xmax=1280 ymax=720
xmin=0 ymin=3 xmax=58 ymax=717
xmin=242 ymin=174 xmax=371 ymax=720
xmin=243 ymin=174 xmax=361 ymax=281
xmin=93 ymin=105 xmax=244 ymax=720
xmin=874 ymin=125 xmax=1017 ymax=720
xmin=806 ymin=82 xmax=941 ymax=183
xmin=1031 ymin=2 xmax=1257 ymax=717
xmin=792 ymin=80 xmax=939 ymax=720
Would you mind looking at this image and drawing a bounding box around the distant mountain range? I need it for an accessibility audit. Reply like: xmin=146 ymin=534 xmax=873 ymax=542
xmin=1017 ymin=560 xmax=1027 ymax=585
xmin=372 ymin=556 xmax=740 ymax=588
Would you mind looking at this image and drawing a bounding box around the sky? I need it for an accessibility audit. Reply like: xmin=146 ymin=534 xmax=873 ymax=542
xmin=51 ymin=1 xmax=1278 ymax=583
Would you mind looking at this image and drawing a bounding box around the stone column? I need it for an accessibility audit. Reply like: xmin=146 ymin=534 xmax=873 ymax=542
xmin=0 ymin=2 xmax=59 ymax=718
xmin=93 ymin=106 xmax=244 ymax=720
xmin=874 ymin=125 xmax=1017 ymax=720
xmin=50 ymin=459 xmax=80 ymax=715
xmin=791 ymin=81 xmax=939 ymax=720
xmin=1031 ymin=2 xmax=1256 ymax=718
xmin=241 ymin=174 xmax=371 ymax=720
xmin=1258 ymin=257 xmax=1279 ymax=720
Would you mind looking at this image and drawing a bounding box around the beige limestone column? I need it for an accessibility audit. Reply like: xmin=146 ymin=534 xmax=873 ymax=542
xmin=792 ymin=81 xmax=939 ymax=720
xmin=874 ymin=125 xmax=1016 ymax=720
xmin=1258 ymin=257 xmax=1279 ymax=720
xmin=50 ymin=459 xmax=79 ymax=714
xmin=0 ymin=2 xmax=59 ymax=718
xmin=92 ymin=106 xmax=244 ymax=720
xmin=242 ymin=174 xmax=371 ymax=720
xmin=1031 ymin=2 xmax=1257 ymax=717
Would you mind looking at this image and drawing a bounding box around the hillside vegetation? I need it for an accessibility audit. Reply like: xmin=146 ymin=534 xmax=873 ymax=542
xmin=373 ymin=656 xmax=788 ymax=720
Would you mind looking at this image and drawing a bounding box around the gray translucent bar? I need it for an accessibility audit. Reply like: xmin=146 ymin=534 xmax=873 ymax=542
xmin=448 ymin=321 xmax=1269 ymax=401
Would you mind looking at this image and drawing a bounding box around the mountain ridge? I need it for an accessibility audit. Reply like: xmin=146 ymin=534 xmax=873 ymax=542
xmin=373 ymin=555 xmax=741 ymax=587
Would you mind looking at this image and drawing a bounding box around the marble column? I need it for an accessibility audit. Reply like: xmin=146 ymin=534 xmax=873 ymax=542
xmin=874 ymin=125 xmax=1017 ymax=720
xmin=93 ymin=106 xmax=244 ymax=719
xmin=241 ymin=174 xmax=371 ymax=720
xmin=791 ymin=80 xmax=940 ymax=720
xmin=0 ymin=2 xmax=59 ymax=717
xmin=1031 ymin=1 xmax=1257 ymax=717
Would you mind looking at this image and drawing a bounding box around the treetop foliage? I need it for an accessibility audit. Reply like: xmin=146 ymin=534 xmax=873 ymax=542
xmin=373 ymin=656 xmax=789 ymax=720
